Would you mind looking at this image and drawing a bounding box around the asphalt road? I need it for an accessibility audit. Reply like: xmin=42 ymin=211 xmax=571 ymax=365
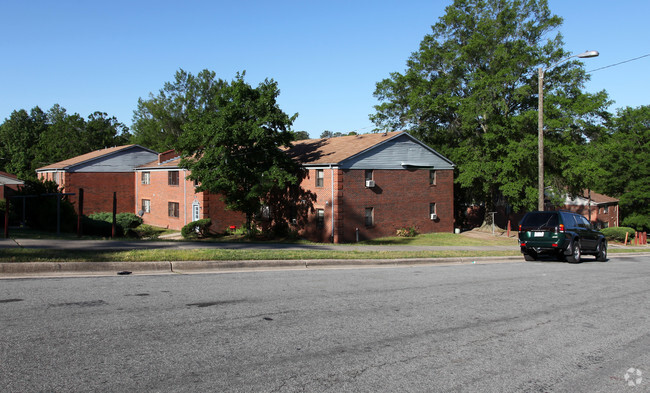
xmin=1 ymin=255 xmax=648 ymax=392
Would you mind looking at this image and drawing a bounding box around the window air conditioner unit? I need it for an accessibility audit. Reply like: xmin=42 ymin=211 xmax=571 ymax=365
xmin=365 ymin=180 xmax=375 ymax=188
xmin=430 ymin=213 xmax=438 ymax=220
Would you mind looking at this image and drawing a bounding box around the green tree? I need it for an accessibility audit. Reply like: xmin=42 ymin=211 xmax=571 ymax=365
xmin=84 ymin=112 xmax=131 ymax=150
xmin=291 ymin=131 xmax=311 ymax=140
xmin=175 ymin=71 xmax=307 ymax=233
xmin=0 ymin=107 xmax=47 ymax=180
xmin=371 ymin=0 xmax=609 ymax=212
xmin=131 ymin=69 xmax=226 ymax=151
xmin=594 ymin=106 xmax=650 ymax=230
xmin=33 ymin=104 xmax=87 ymax=166
xmin=320 ymin=130 xmax=334 ymax=139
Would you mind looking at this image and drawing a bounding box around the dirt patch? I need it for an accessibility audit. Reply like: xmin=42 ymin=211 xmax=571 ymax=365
xmin=460 ymin=228 xmax=517 ymax=240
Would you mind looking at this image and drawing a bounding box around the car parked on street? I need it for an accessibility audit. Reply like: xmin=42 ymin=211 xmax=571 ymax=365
xmin=518 ymin=210 xmax=607 ymax=263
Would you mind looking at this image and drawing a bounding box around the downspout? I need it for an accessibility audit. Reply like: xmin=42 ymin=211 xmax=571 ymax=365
xmin=183 ymin=169 xmax=187 ymax=226
xmin=330 ymin=165 xmax=335 ymax=243
xmin=135 ymin=170 xmax=138 ymax=215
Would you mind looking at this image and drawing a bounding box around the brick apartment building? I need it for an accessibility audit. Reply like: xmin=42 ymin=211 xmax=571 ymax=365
xmin=135 ymin=150 xmax=245 ymax=231
xmin=289 ymin=131 xmax=455 ymax=242
xmin=33 ymin=132 xmax=455 ymax=242
xmin=36 ymin=145 xmax=158 ymax=215
xmin=0 ymin=171 xmax=24 ymax=199
xmin=554 ymin=190 xmax=620 ymax=229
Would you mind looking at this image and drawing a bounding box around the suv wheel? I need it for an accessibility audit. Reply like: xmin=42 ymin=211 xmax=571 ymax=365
xmin=566 ymin=240 xmax=582 ymax=263
xmin=596 ymin=240 xmax=608 ymax=262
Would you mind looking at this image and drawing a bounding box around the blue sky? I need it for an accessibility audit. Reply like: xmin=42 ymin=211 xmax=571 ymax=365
xmin=1 ymin=0 xmax=648 ymax=139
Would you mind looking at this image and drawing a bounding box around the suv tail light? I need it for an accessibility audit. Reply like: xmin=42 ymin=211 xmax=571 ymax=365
xmin=558 ymin=224 xmax=565 ymax=233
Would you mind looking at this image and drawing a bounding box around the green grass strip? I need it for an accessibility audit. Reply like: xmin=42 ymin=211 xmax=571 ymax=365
xmin=0 ymin=248 xmax=522 ymax=263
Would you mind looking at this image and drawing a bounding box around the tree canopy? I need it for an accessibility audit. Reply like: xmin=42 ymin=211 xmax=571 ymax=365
xmin=131 ymin=69 xmax=227 ymax=152
xmin=371 ymin=0 xmax=610 ymax=213
xmin=592 ymin=106 xmax=650 ymax=230
xmin=173 ymin=70 xmax=312 ymax=232
xmin=0 ymin=105 xmax=129 ymax=180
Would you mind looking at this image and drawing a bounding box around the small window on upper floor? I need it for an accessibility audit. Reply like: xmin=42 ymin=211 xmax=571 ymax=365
xmin=316 ymin=169 xmax=324 ymax=187
xmin=429 ymin=203 xmax=437 ymax=220
xmin=168 ymin=171 xmax=179 ymax=186
xmin=365 ymin=170 xmax=373 ymax=181
xmin=141 ymin=172 xmax=150 ymax=185
xmin=429 ymin=170 xmax=437 ymax=186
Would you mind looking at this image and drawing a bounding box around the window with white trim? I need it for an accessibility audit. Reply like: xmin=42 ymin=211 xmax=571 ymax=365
xmin=141 ymin=199 xmax=151 ymax=213
xmin=168 ymin=171 xmax=179 ymax=186
xmin=429 ymin=170 xmax=437 ymax=186
xmin=168 ymin=202 xmax=179 ymax=218
xmin=365 ymin=207 xmax=374 ymax=226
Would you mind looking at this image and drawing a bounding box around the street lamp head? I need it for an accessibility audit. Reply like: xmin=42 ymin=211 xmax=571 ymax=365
xmin=577 ymin=50 xmax=599 ymax=58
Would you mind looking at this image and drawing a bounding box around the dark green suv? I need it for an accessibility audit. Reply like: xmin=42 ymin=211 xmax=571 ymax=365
xmin=518 ymin=211 xmax=607 ymax=263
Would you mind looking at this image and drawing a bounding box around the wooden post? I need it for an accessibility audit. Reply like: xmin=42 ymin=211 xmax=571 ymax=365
xmin=3 ymin=186 xmax=8 ymax=239
xmin=112 ymin=192 xmax=117 ymax=238
xmin=56 ymin=195 xmax=61 ymax=235
xmin=624 ymin=232 xmax=629 ymax=246
xmin=77 ymin=188 xmax=84 ymax=237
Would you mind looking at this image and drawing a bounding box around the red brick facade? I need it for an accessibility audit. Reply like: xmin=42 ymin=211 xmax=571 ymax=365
xmin=300 ymin=168 xmax=454 ymax=242
xmin=135 ymin=169 xmax=244 ymax=231
xmin=557 ymin=204 xmax=618 ymax=229
xmin=40 ymin=171 xmax=136 ymax=215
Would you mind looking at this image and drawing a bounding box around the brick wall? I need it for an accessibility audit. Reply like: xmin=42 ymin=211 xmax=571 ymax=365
xmin=136 ymin=169 xmax=244 ymax=231
xmin=300 ymin=168 xmax=454 ymax=243
xmin=38 ymin=172 xmax=136 ymax=215
xmin=560 ymin=204 xmax=619 ymax=229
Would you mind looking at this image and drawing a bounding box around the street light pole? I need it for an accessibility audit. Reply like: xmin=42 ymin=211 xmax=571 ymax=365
xmin=537 ymin=50 xmax=599 ymax=211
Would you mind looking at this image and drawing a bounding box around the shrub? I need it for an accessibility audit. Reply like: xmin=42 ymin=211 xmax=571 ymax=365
xmin=601 ymin=227 xmax=636 ymax=243
xmin=181 ymin=219 xmax=212 ymax=239
xmin=82 ymin=216 xmax=116 ymax=237
xmin=87 ymin=212 xmax=143 ymax=237
xmin=115 ymin=213 xmax=143 ymax=233
xmin=396 ymin=225 xmax=419 ymax=237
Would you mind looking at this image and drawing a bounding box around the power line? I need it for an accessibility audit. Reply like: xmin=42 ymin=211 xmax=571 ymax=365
xmin=587 ymin=53 xmax=650 ymax=73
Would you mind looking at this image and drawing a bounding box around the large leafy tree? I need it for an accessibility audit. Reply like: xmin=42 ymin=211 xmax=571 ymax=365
xmin=593 ymin=106 xmax=650 ymax=230
xmin=1 ymin=105 xmax=131 ymax=179
xmin=174 ymin=71 xmax=310 ymax=232
xmin=371 ymin=0 xmax=609 ymax=212
xmin=131 ymin=69 xmax=226 ymax=152
xmin=33 ymin=104 xmax=88 ymax=166
xmin=0 ymin=107 xmax=47 ymax=180
xmin=84 ymin=112 xmax=131 ymax=150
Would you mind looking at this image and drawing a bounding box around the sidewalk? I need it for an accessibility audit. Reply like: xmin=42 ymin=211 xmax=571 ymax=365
xmin=1 ymin=237 xmax=646 ymax=278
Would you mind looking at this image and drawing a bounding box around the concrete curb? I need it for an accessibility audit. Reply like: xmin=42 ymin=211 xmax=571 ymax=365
xmin=0 ymin=261 xmax=172 ymax=275
xmin=0 ymin=256 xmax=522 ymax=277
xmin=1 ymin=253 xmax=646 ymax=277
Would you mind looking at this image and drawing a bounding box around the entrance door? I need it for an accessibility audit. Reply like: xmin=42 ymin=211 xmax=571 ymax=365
xmin=192 ymin=201 xmax=200 ymax=222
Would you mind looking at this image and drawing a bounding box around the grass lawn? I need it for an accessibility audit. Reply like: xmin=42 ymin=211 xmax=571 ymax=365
xmin=1 ymin=228 xmax=645 ymax=263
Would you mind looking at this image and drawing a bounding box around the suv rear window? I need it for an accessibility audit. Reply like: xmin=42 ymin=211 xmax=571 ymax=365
xmin=520 ymin=212 xmax=559 ymax=230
